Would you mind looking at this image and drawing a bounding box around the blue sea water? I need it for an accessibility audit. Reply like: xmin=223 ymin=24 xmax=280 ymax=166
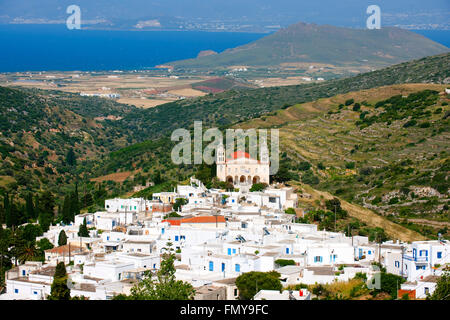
xmin=0 ymin=25 xmax=266 ymax=72
xmin=413 ymin=30 xmax=450 ymax=48
xmin=0 ymin=25 xmax=448 ymax=73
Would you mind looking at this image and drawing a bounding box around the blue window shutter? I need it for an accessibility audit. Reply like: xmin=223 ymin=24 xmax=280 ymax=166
xmin=437 ymin=252 xmax=442 ymax=259
xmin=222 ymin=263 xmax=225 ymax=272
xmin=286 ymin=248 xmax=289 ymax=254
xmin=175 ymin=236 xmax=179 ymax=241
xmin=209 ymin=261 xmax=214 ymax=271
xmin=235 ymin=264 xmax=240 ymax=272
xmin=232 ymin=249 xmax=236 ymax=254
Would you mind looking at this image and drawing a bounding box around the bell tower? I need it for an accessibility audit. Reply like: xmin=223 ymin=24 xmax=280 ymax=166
xmin=217 ymin=142 xmax=225 ymax=164
xmin=260 ymin=142 xmax=269 ymax=164
xmin=216 ymin=142 xmax=226 ymax=181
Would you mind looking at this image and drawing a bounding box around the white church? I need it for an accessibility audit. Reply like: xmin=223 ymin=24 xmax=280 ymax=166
xmin=216 ymin=143 xmax=270 ymax=186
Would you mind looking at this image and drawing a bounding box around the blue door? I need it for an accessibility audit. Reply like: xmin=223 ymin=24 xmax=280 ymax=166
xmin=222 ymin=263 xmax=225 ymax=272
xmin=209 ymin=261 xmax=214 ymax=271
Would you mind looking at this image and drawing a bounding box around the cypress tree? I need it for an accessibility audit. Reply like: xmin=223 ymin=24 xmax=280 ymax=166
xmin=48 ymin=262 xmax=71 ymax=300
xmin=61 ymin=194 xmax=71 ymax=224
xmin=25 ymin=192 xmax=35 ymax=220
xmin=66 ymin=148 xmax=76 ymax=167
xmin=73 ymin=182 xmax=80 ymax=217
xmin=0 ymin=196 xmax=4 ymax=225
xmin=58 ymin=230 xmax=67 ymax=246
xmin=38 ymin=191 xmax=55 ymax=232
xmin=6 ymin=195 xmax=18 ymax=229
xmin=4 ymin=193 xmax=10 ymax=228
xmin=78 ymin=218 xmax=89 ymax=238
xmin=54 ymin=261 xmax=67 ymax=279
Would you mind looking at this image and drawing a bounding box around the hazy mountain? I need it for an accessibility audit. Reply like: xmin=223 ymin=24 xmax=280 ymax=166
xmin=0 ymin=0 xmax=448 ymax=31
xmin=168 ymin=22 xmax=449 ymax=70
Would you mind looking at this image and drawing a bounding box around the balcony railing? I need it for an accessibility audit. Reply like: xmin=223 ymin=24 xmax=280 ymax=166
xmin=404 ymin=255 xmax=428 ymax=262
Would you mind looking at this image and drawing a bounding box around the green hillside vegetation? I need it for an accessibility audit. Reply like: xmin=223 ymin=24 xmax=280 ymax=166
xmin=191 ymin=77 xmax=256 ymax=93
xmin=118 ymin=53 xmax=450 ymax=142
xmin=168 ymin=22 xmax=448 ymax=71
xmin=0 ymin=86 xmax=144 ymax=204
xmin=236 ymin=85 xmax=449 ymax=240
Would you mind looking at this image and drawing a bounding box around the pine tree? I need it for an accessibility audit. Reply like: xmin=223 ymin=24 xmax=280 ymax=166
xmin=78 ymin=218 xmax=89 ymax=238
xmin=58 ymin=230 xmax=67 ymax=246
xmin=48 ymin=262 xmax=71 ymax=300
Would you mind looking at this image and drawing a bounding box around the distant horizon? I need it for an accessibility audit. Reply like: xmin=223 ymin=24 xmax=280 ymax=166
xmin=1 ymin=0 xmax=449 ymax=32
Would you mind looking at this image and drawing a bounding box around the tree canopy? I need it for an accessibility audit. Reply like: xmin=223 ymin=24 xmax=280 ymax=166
xmin=235 ymin=271 xmax=282 ymax=300
xmin=429 ymin=272 xmax=450 ymax=300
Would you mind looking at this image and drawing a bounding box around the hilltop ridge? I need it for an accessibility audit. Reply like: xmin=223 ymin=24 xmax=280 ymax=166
xmin=168 ymin=22 xmax=448 ymax=71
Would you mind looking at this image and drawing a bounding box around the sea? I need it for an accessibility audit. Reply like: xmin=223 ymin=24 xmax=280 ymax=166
xmin=0 ymin=25 xmax=448 ymax=73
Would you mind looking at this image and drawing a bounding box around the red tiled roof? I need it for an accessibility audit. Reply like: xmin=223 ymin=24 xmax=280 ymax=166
xmin=228 ymin=151 xmax=251 ymax=160
xmin=45 ymin=244 xmax=82 ymax=255
xmin=163 ymin=216 xmax=226 ymax=226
